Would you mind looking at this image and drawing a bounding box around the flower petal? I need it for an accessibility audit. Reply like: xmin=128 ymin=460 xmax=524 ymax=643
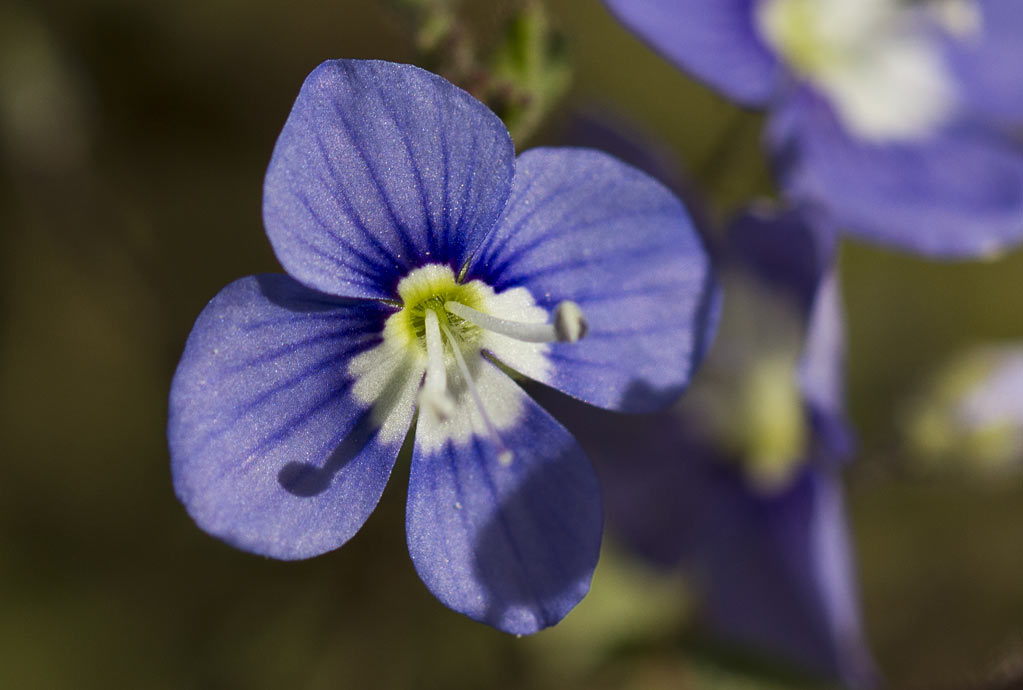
xmin=465 ymin=148 xmax=714 ymax=413
xmin=698 ymin=466 xmax=878 ymax=689
xmin=770 ymin=91 xmax=1023 ymax=258
xmin=603 ymin=0 xmax=779 ymax=106
xmin=799 ymin=270 xmax=856 ymax=459
xmin=948 ymin=0 xmax=1023 ymax=126
xmin=168 ymin=275 xmax=420 ymax=560
xmin=725 ymin=207 xmax=838 ymax=315
xmin=263 ymin=60 xmax=515 ymax=299
xmin=406 ymin=360 xmax=602 ymax=635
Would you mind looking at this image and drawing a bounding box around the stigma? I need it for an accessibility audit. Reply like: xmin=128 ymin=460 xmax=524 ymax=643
xmin=393 ymin=264 xmax=588 ymax=464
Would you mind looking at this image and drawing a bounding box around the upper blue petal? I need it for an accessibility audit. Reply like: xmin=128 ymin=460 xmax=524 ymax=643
xmin=168 ymin=275 xmax=416 ymax=559
xmin=263 ymin=59 xmax=516 ymax=299
xmin=770 ymin=90 xmax=1023 ymax=258
xmin=406 ymin=361 xmax=602 ymax=635
xmin=603 ymin=0 xmax=779 ymax=106
xmin=464 ymin=147 xmax=714 ymax=413
xmin=725 ymin=206 xmax=839 ymax=315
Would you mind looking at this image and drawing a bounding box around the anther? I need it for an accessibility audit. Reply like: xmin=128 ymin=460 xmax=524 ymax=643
xmin=553 ymin=301 xmax=588 ymax=342
xmin=443 ymin=300 xmax=588 ymax=344
xmin=419 ymin=309 xmax=455 ymax=421
xmin=438 ymin=320 xmax=515 ymax=465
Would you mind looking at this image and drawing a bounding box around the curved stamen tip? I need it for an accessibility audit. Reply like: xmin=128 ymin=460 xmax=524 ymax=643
xmin=497 ymin=449 xmax=514 ymax=466
xmin=554 ymin=301 xmax=588 ymax=342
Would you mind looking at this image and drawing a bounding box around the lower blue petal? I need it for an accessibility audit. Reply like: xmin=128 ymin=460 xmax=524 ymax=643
xmin=770 ymin=90 xmax=1023 ymax=258
xmin=465 ymin=147 xmax=714 ymax=413
xmin=698 ymin=467 xmax=875 ymax=688
xmin=168 ymin=275 xmax=416 ymax=560
xmin=406 ymin=363 xmax=602 ymax=635
xmin=604 ymin=0 xmax=779 ymax=106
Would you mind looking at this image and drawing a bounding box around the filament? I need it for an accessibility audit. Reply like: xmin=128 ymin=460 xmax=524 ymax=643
xmin=444 ymin=300 xmax=588 ymax=344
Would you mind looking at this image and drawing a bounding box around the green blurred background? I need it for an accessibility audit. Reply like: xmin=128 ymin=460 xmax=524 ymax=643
xmin=2 ymin=1 xmax=1021 ymax=688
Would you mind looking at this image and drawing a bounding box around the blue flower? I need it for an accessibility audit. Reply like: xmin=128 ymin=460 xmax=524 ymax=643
xmin=604 ymin=0 xmax=1023 ymax=258
xmin=540 ymin=208 xmax=875 ymax=686
xmin=167 ymin=60 xmax=713 ymax=634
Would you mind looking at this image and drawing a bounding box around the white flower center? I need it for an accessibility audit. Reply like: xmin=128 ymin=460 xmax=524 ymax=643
xmin=347 ymin=264 xmax=587 ymax=461
xmin=756 ymin=0 xmax=962 ymax=142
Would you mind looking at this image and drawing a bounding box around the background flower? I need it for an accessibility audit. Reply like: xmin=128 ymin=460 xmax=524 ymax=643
xmin=539 ymin=207 xmax=875 ymax=687
xmin=604 ymin=0 xmax=1023 ymax=257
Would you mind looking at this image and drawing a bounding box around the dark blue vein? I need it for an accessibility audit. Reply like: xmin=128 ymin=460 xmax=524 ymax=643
xmin=476 ymin=176 xmax=580 ymax=273
xmin=487 ymin=205 xmax=673 ymax=280
xmin=195 ymin=349 xmax=356 ymax=455
xmin=330 ymin=100 xmax=419 ymax=262
xmin=567 ymin=282 xmax=688 ymax=304
xmin=311 ymin=131 xmax=402 ymax=275
xmin=242 ymin=305 xmax=395 ymax=334
xmin=376 ymin=85 xmax=439 ymax=259
xmin=290 ymin=192 xmax=385 ymax=287
xmin=245 ymin=377 xmax=358 ymax=460
xmin=228 ymin=327 xmax=379 ymax=372
xmin=507 ymin=242 xmax=678 ymax=286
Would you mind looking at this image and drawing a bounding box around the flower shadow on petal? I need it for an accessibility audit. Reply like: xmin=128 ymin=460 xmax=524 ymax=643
xmin=468 ymin=448 xmax=603 ymax=634
xmin=277 ymin=410 xmax=378 ymax=497
xmin=277 ymin=352 xmax=420 ymax=498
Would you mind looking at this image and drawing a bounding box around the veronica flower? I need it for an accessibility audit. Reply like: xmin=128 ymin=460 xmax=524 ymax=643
xmin=540 ymin=208 xmax=875 ymax=686
xmin=167 ymin=60 xmax=713 ymax=634
xmin=604 ymin=0 xmax=1023 ymax=258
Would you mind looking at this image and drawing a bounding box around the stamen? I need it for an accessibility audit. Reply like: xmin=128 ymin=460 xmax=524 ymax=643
xmin=438 ymin=320 xmax=514 ymax=466
xmin=419 ymin=309 xmax=455 ymax=421
xmin=444 ymin=300 xmax=588 ymax=344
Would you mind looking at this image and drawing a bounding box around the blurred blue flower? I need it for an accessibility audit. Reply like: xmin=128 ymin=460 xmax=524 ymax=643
xmin=540 ymin=207 xmax=876 ymax=686
xmin=167 ymin=59 xmax=714 ymax=634
xmin=604 ymin=0 xmax=1023 ymax=258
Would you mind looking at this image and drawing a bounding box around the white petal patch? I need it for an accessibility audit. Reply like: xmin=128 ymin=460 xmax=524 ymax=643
xmin=347 ymin=317 xmax=424 ymax=446
xmin=348 ymin=263 xmax=556 ymax=454
xmin=415 ymin=353 xmax=527 ymax=454
xmin=818 ymin=31 xmax=957 ymax=142
xmin=478 ymin=286 xmax=553 ymax=385
xmin=757 ymin=0 xmax=960 ymax=142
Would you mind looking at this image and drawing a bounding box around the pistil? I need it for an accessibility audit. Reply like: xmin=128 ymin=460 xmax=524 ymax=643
xmin=438 ymin=319 xmax=515 ymax=466
xmin=419 ymin=309 xmax=455 ymax=420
